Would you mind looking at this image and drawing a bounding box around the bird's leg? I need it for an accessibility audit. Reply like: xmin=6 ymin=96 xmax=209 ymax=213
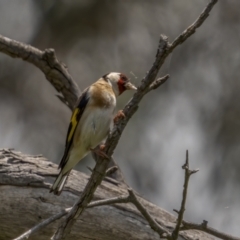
xmin=99 ymin=144 xmax=106 ymax=151
xmin=114 ymin=110 xmax=125 ymax=124
xmin=90 ymin=145 xmax=110 ymax=159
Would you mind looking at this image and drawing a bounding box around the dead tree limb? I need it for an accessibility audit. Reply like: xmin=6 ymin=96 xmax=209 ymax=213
xmin=0 ymin=149 xmax=214 ymax=240
xmin=0 ymin=37 xmax=79 ymax=110
xmin=3 ymin=149 xmax=237 ymax=240
xmin=172 ymin=151 xmax=199 ymax=240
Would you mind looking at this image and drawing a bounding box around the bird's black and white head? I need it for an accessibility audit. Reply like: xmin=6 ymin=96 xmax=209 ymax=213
xmin=102 ymin=72 xmax=137 ymax=96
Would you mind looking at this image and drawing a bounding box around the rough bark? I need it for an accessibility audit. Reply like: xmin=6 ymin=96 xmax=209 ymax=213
xmin=0 ymin=149 xmax=213 ymax=240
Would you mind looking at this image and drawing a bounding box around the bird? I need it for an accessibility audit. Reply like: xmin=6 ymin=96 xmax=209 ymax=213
xmin=50 ymin=72 xmax=137 ymax=195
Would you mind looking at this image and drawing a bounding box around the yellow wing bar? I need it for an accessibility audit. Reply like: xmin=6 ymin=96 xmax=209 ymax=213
xmin=67 ymin=108 xmax=80 ymax=143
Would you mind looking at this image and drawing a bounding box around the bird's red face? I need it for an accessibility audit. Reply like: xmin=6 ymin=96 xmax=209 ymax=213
xmin=117 ymin=74 xmax=137 ymax=95
xmin=102 ymin=72 xmax=137 ymax=96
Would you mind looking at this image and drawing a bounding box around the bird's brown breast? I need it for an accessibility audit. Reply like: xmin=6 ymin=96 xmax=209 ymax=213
xmin=90 ymin=80 xmax=115 ymax=108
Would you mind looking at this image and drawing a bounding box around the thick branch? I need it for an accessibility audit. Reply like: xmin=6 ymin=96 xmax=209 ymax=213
xmin=14 ymin=195 xmax=130 ymax=240
xmin=0 ymin=149 xmax=214 ymax=240
xmin=0 ymin=35 xmax=79 ymax=110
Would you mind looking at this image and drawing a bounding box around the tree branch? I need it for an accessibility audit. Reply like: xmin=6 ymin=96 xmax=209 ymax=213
xmin=169 ymin=0 xmax=218 ymax=51
xmin=147 ymin=74 xmax=170 ymax=93
xmin=0 ymin=35 xmax=79 ymax=110
xmin=128 ymin=189 xmax=171 ymax=239
xmin=51 ymin=33 xmax=169 ymax=240
xmin=172 ymin=150 xmax=199 ymax=240
xmin=15 ymin=188 xmax=171 ymax=240
xmin=1 ymin=148 xmax=214 ymax=240
xmin=181 ymin=220 xmax=240 ymax=240
xmin=13 ymin=208 xmax=71 ymax=240
xmin=14 ymin=195 xmax=130 ymax=240
xmin=52 ymin=1 xmax=218 ymax=238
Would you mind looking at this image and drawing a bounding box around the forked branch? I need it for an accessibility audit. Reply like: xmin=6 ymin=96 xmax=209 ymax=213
xmin=0 ymin=0 xmax=219 ymax=239
xmin=52 ymin=0 xmax=218 ymax=239
xmin=172 ymin=151 xmax=199 ymax=240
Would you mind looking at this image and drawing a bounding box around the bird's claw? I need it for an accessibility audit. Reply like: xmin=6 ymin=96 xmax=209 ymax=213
xmin=90 ymin=145 xmax=110 ymax=159
xmin=114 ymin=110 xmax=125 ymax=124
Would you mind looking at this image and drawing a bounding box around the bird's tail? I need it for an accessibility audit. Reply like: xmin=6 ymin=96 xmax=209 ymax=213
xmin=50 ymin=171 xmax=69 ymax=195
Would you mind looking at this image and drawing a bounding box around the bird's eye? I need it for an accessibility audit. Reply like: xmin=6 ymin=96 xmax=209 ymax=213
xmin=120 ymin=74 xmax=128 ymax=82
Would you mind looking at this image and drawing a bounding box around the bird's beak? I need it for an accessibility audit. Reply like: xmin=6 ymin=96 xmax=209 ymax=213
xmin=124 ymin=82 xmax=137 ymax=90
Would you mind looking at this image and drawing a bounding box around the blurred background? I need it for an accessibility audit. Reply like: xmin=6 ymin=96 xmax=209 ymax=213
xmin=0 ymin=0 xmax=239 ymax=237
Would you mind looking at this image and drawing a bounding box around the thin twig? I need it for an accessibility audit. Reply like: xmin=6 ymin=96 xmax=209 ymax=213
xmin=104 ymin=156 xmax=127 ymax=184
xmin=13 ymin=208 xmax=71 ymax=240
xmin=88 ymin=194 xmax=130 ymax=208
xmin=128 ymin=189 xmax=171 ymax=239
xmin=102 ymin=176 xmax=120 ymax=186
xmin=169 ymin=0 xmax=218 ymax=51
xmin=14 ymin=195 xmax=130 ymax=240
xmin=181 ymin=220 xmax=240 ymax=240
xmin=147 ymin=74 xmax=170 ymax=92
xmin=172 ymin=150 xmax=199 ymax=240
xmin=105 ymin=166 xmax=119 ymax=176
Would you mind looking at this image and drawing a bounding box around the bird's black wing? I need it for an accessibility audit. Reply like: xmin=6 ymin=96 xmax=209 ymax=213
xmin=59 ymin=88 xmax=90 ymax=169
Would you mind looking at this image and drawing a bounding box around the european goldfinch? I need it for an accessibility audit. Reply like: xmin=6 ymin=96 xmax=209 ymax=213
xmin=50 ymin=72 xmax=137 ymax=195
